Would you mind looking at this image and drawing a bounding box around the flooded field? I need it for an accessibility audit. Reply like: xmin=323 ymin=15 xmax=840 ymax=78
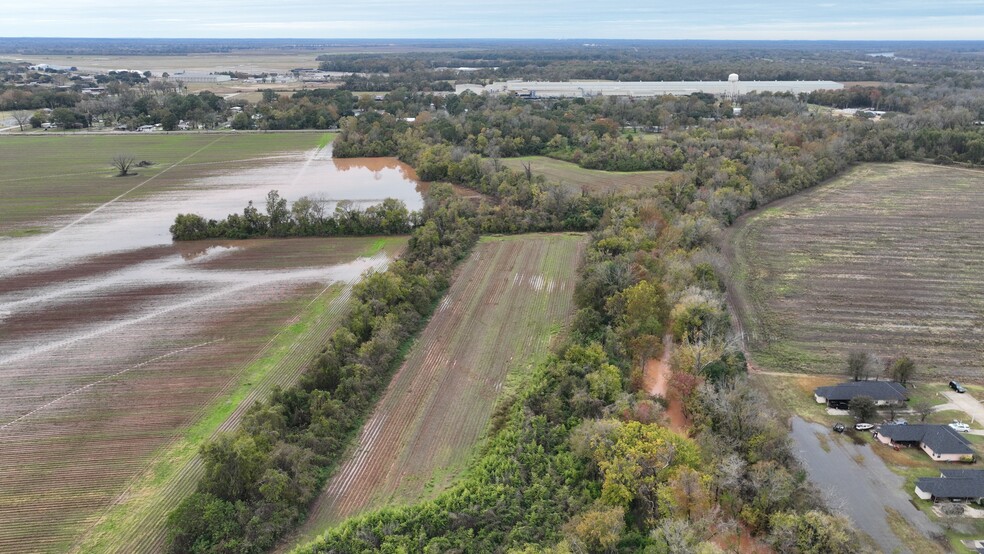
xmin=0 ymin=134 xmax=415 ymax=553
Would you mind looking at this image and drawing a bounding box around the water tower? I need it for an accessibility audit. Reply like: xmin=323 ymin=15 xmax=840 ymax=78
xmin=728 ymin=73 xmax=740 ymax=101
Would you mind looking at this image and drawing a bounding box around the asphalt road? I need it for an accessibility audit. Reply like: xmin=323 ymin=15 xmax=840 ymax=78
xmin=790 ymin=417 xmax=942 ymax=554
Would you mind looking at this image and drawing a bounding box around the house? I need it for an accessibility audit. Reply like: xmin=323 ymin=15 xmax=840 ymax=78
xmin=814 ymin=381 xmax=909 ymax=409
xmin=876 ymin=424 xmax=975 ymax=462
xmin=916 ymin=469 xmax=984 ymax=502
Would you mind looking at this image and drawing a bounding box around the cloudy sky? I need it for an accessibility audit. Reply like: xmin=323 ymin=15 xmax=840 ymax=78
xmin=4 ymin=0 xmax=984 ymax=40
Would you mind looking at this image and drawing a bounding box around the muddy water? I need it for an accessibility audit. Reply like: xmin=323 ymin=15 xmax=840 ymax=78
xmin=0 ymin=145 xmax=413 ymax=418
xmin=0 ymin=146 xmax=422 ymax=276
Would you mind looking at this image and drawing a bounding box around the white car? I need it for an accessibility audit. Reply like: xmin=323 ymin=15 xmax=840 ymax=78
xmin=855 ymin=423 xmax=875 ymax=431
xmin=949 ymin=421 xmax=971 ymax=433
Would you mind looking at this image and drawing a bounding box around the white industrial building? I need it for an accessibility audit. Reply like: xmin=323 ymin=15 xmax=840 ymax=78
xmin=171 ymin=72 xmax=233 ymax=84
xmin=455 ymin=75 xmax=842 ymax=98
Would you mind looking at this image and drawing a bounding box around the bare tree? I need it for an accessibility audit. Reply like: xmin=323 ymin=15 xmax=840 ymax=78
xmin=11 ymin=110 xmax=32 ymax=131
xmin=112 ymin=154 xmax=135 ymax=177
xmin=912 ymin=400 xmax=935 ymax=422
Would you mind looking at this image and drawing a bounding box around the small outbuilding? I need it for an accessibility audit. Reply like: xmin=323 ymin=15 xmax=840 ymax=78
xmin=814 ymin=381 xmax=909 ymax=409
xmin=916 ymin=469 xmax=984 ymax=502
xmin=876 ymin=424 xmax=975 ymax=463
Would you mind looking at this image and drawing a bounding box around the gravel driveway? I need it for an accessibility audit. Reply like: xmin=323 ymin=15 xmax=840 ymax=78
xmin=790 ymin=417 xmax=942 ymax=554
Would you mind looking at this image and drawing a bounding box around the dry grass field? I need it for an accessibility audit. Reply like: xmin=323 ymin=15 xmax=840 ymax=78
xmin=501 ymin=156 xmax=671 ymax=195
xmin=284 ymin=233 xmax=586 ymax=549
xmin=729 ymin=162 xmax=984 ymax=377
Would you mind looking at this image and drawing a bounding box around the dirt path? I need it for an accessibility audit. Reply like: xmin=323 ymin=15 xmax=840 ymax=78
xmin=644 ymin=334 xmax=688 ymax=433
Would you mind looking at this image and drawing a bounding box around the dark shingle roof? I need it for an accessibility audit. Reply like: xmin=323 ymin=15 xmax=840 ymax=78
xmin=917 ymin=475 xmax=984 ymax=499
xmin=814 ymin=381 xmax=908 ymax=402
xmin=878 ymin=424 xmax=974 ymax=455
xmin=941 ymin=469 xmax=984 ymax=480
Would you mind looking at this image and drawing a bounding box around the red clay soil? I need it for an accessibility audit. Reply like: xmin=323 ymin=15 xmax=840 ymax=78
xmin=643 ymin=334 xmax=689 ymax=433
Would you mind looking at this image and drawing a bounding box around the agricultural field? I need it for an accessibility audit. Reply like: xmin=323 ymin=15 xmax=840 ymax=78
xmin=285 ymin=233 xmax=586 ymax=549
xmin=0 ymin=131 xmax=425 ymax=553
xmin=0 ymin=236 xmax=407 ymax=554
xmin=728 ymin=162 xmax=984 ymax=377
xmin=501 ymin=155 xmax=671 ymax=195
xmin=0 ymin=133 xmax=324 ymax=234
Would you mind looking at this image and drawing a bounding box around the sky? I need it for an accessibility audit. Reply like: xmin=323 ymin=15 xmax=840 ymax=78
xmin=3 ymin=0 xmax=984 ymax=40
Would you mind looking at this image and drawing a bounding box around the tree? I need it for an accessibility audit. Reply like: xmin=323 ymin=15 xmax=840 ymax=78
xmin=768 ymin=510 xmax=858 ymax=554
xmin=846 ymin=350 xmax=870 ymax=381
xmin=231 ymin=111 xmax=252 ymax=130
xmin=848 ymin=395 xmax=877 ymax=423
xmin=112 ymin=153 xmax=135 ymax=177
xmin=563 ymin=505 xmax=625 ymax=553
xmin=912 ymin=399 xmax=934 ymax=422
xmin=11 ymin=110 xmax=31 ymax=131
xmin=888 ymin=356 xmax=916 ymax=386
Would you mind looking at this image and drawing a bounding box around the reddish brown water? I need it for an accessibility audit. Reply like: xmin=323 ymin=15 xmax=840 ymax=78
xmin=0 ymin=146 xmax=417 ymax=553
xmin=0 ymin=147 xmax=421 ymax=276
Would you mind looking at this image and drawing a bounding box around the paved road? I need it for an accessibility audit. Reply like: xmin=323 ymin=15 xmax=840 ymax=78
xmin=942 ymin=390 xmax=984 ymax=424
xmin=790 ymin=417 xmax=942 ymax=554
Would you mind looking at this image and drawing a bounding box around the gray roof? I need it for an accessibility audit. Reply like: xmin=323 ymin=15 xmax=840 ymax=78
xmin=814 ymin=381 xmax=909 ymax=402
xmin=941 ymin=469 xmax=984 ymax=480
xmin=917 ymin=474 xmax=984 ymax=499
xmin=878 ymin=424 xmax=974 ymax=455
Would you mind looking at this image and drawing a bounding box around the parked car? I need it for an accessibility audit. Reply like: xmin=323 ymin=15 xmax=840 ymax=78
xmin=891 ymin=418 xmax=908 ymax=425
xmin=833 ymin=423 xmax=846 ymax=433
xmin=949 ymin=421 xmax=971 ymax=433
xmin=855 ymin=423 xmax=875 ymax=431
xmin=950 ymin=380 xmax=967 ymax=393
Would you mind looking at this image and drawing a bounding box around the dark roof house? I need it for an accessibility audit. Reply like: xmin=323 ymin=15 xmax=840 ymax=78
xmin=814 ymin=381 xmax=909 ymax=409
xmin=876 ymin=424 xmax=975 ymax=462
xmin=916 ymin=469 xmax=984 ymax=502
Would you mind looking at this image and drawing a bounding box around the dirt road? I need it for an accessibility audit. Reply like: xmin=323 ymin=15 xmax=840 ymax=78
xmin=644 ymin=335 xmax=688 ymax=432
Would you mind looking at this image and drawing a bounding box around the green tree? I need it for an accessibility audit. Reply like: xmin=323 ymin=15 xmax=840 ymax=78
xmin=200 ymin=433 xmax=266 ymax=501
xmin=888 ymin=355 xmax=915 ymax=386
xmin=563 ymin=505 xmax=625 ymax=554
xmin=231 ymin=111 xmax=252 ymax=130
xmin=846 ymin=350 xmax=870 ymax=381
xmin=848 ymin=395 xmax=877 ymax=423
xmin=768 ymin=510 xmax=859 ymax=554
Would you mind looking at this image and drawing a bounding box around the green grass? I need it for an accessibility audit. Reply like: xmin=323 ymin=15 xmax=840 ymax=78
xmin=74 ymin=282 xmax=350 ymax=553
xmin=500 ymin=155 xmax=670 ymax=195
xmin=360 ymin=236 xmax=405 ymax=257
xmin=317 ymin=132 xmax=337 ymax=149
xmin=0 ymin=133 xmax=324 ymax=233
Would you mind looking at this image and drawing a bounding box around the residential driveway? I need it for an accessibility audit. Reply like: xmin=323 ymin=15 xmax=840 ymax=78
xmin=942 ymin=390 xmax=984 ymax=425
xmin=790 ymin=417 xmax=942 ymax=554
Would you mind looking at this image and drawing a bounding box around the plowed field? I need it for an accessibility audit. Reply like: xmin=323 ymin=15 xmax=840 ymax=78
xmin=0 ymin=237 xmax=406 ymax=554
xmin=728 ymin=162 xmax=984 ymax=377
xmin=285 ymin=233 xmax=586 ymax=549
